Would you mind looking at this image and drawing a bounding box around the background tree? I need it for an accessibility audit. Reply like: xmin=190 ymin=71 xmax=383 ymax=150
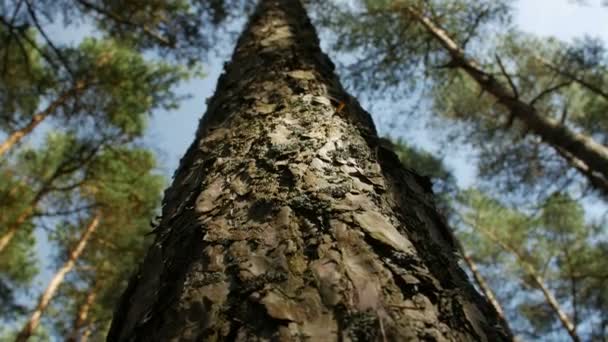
xmin=0 ymin=36 xmax=187 ymax=157
xmin=4 ymin=145 xmax=163 ymax=340
xmin=454 ymin=190 xmax=607 ymax=340
xmin=0 ymin=0 xmax=232 ymax=338
xmin=0 ymin=170 xmax=37 ymax=322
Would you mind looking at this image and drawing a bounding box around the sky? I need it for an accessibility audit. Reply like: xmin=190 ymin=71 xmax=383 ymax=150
xmin=517 ymin=0 xmax=608 ymax=40
xmin=13 ymin=0 xmax=608 ymax=334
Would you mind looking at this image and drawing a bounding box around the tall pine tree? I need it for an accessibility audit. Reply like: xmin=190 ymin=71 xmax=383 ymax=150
xmin=109 ymin=0 xmax=509 ymax=340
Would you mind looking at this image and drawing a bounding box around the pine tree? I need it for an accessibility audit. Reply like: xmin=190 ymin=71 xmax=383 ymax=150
xmin=455 ymin=190 xmax=608 ymax=340
xmin=7 ymin=145 xmax=163 ymax=340
xmin=109 ymin=0 xmax=510 ymax=340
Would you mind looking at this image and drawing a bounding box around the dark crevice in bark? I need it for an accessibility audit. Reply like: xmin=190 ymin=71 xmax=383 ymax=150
xmin=362 ymin=232 xmax=439 ymax=304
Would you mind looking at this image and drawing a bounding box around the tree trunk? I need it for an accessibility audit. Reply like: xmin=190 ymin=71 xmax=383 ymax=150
xmin=15 ymin=213 xmax=100 ymax=342
xmin=0 ymin=189 xmax=46 ymax=254
xmin=479 ymin=227 xmax=581 ymax=342
xmin=398 ymin=4 xmax=608 ymax=196
xmin=108 ymin=0 xmax=510 ymax=340
xmin=67 ymin=280 xmax=99 ymax=342
xmin=0 ymin=80 xmax=86 ymax=158
xmin=80 ymin=326 xmax=94 ymax=342
xmin=0 ymin=208 xmax=34 ymax=254
xmin=456 ymin=240 xmax=515 ymax=340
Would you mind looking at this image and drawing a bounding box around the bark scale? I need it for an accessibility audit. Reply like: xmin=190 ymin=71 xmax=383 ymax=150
xmin=16 ymin=213 xmax=100 ymax=342
xmin=397 ymin=3 xmax=608 ymax=196
xmin=108 ymin=0 xmax=510 ymax=340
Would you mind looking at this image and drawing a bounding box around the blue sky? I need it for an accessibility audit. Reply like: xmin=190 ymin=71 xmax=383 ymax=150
xmin=517 ymin=0 xmax=608 ymax=40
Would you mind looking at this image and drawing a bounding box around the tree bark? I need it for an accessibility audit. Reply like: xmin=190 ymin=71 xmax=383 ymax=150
xmin=397 ymin=3 xmax=608 ymax=196
xmin=15 ymin=213 xmax=101 ymax=342
xmin=108 ymin=0 xmax=511 ymax=340
xmin=0 ymin=80 xmax=86 ymax=158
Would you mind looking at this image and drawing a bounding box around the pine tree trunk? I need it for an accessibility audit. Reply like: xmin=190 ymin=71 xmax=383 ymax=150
xmin=0 ymin=208 xmax=33 ymax=254
xmin=479 ymin=227 xmax=581 ymax=342
xmin=0 ymin=190 xmax=45 ymax=254
xmin=0 ymin=81 xmax=86 ymax=158
xmin=108 ymin=0 xmax=510 ymax=340
xmin=398 ymin=4 xmax=608 ymax=196
xmin=67 ymin=280 xmax=99 ymax=342
xmin=458 ymin=247 xmax=516 ymax=341
xmin=15 ymin=213 xmax=100 ymax=342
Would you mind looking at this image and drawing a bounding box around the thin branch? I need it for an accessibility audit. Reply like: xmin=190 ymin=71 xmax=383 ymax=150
xmin=24 ymin=0 xmax=74 ymax=76
xmin=529 ymin=81 xmax=573 ymax=107
xmin=2 ymin=0 xmax=24 ymax=75
xmin=0 ymin=11 xmax=59 ymax=72
xmin=559 ymin=101 xmax=569 ymax=125
xmin=536 ymin=56 xmax=608 ymax=101
xmin=462 ymin=7 xmax=490 ymax=48
xmin=495 ymin=54 xmax=519 ymax=99
xmin=34 ymin=204 xmax=96 ymax=218
xmin=74 ymin=0 xmax=173 ymax=47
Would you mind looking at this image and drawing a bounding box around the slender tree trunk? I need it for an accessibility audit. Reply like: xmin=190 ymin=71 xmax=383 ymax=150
xmin=0 ymin=189 xmax=46 ymax=254
xmin=15 ymin=213 xmax=100 ymax=342
xmin=0 ymin=209 xmax=33 ymax=253
xmin=108 ymin=0 xmax=510 ymax=340
xmin=0 ymin=142 xmax=92 ymax=253
xmin=479 ymin=228 xmax=581 ymax=342
xmin=397 ymin=3 xmax=608 ymax=196
xmin=456 ymin=240 xmax=516 ymax=340
xmin=462 ymin=254 xmax=507 ymax=322
xmin=80 ymin=326 xmax=94 ymax=342
xmin=0 ymin=81 xmax=86 ymax=158
xmin=67 ymin=280 xmax=99 ymax=342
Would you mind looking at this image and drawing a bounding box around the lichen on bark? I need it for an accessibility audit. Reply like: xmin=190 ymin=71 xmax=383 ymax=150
xmin=108 ymin=0 xmax=511 ymax=341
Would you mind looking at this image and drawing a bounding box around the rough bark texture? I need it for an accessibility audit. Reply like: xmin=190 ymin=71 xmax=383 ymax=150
xmin=108 ymin=0 xmax=510 ymax=340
